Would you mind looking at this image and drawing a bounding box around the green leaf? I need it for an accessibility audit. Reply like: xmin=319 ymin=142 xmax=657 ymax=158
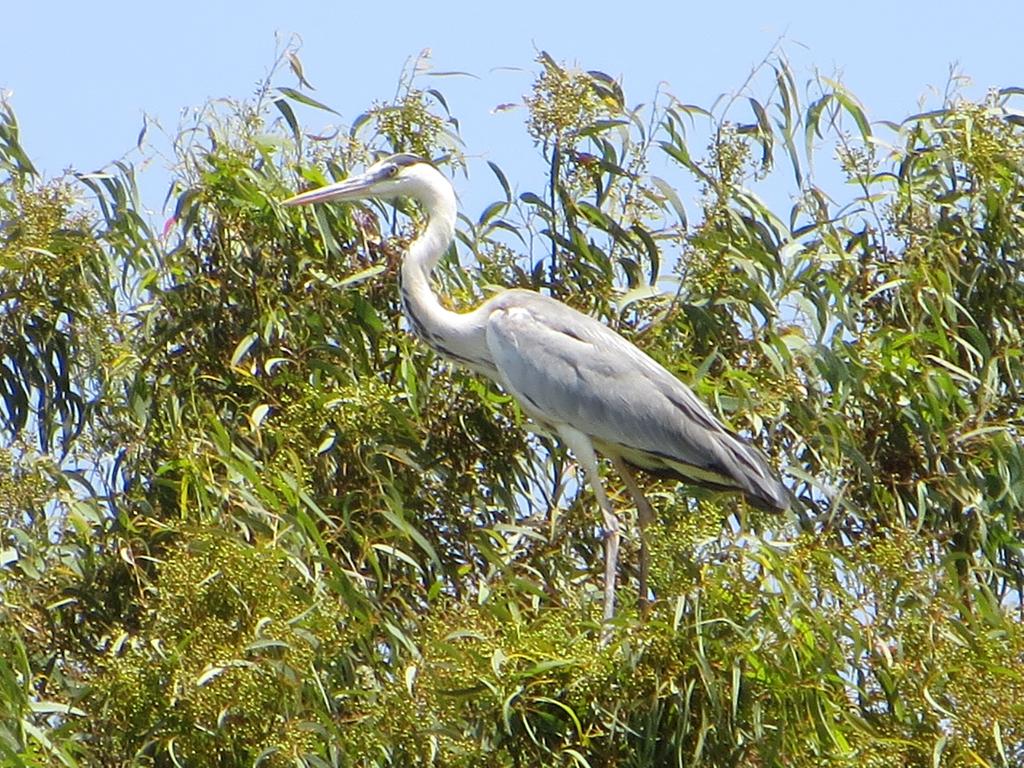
xmin=650 ymin=175 xmax=688 ymax=227
xmin=249 ymin=403 xmax=271 ymax=428
xmin=275 ymin=87 xmax=340 ymax=114
xmin=824 ymin=79 xmax=872 ymax=140
xmin=488 ymin=160 xmax=512 ymax=202
xmin=230 ymin=332 xmax=259 ymax=368
xmin=273 ymin=98 xmax=300 ymax=141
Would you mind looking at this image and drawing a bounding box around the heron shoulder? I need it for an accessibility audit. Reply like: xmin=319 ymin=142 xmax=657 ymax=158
xmin=486 ymin=289 xmax=718 ymax=422
xmin=487 ymin=289 xmax=633 ymax=347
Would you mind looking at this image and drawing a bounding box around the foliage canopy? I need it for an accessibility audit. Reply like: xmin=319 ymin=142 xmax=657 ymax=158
xmin=1 ymin=49 xmax=1023 ymax=766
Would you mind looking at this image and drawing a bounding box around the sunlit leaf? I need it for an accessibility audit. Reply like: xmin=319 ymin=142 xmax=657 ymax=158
xmin=275 ymin=86 xmax=340 ymax=114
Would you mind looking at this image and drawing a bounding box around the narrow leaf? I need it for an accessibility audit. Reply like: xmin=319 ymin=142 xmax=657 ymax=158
xmin=276 ymin=87 xmax=340 ymax=115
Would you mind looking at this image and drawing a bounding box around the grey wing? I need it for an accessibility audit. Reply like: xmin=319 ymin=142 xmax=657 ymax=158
xmin=484 ymin=293 xmax=789 ymax=511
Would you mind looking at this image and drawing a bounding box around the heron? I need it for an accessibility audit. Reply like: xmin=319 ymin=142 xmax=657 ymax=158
xmin=283 ymin=153 xmax=789 ymax=625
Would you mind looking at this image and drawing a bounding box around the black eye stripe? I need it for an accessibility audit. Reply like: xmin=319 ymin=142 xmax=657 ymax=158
xmin=389 ymin=152 xmax=425 ymax=168
xmin=369 ymin=153 xmax=429 ymax=183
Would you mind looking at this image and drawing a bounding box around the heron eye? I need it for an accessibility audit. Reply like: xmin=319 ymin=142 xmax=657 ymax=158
xmin=386 ymin=165 xmax=399 ymax=178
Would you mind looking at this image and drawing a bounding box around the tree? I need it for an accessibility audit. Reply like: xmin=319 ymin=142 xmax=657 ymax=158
xmin=1 ymin=48 xmax=1022 ymax=767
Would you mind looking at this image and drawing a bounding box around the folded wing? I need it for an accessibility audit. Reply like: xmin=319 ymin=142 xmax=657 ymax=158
xmin=483 ymin=291 xmax=789 ymax=511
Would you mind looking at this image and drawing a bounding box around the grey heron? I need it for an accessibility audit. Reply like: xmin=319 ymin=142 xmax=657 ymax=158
xmin=283 ymin=153 xmax=789 ymax=625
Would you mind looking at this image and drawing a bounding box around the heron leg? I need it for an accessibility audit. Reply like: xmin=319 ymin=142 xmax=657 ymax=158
xmin=610 ymin=456 xmax=655 ymax=614
xmin=556 ymin=426 xmax=620 ymax=626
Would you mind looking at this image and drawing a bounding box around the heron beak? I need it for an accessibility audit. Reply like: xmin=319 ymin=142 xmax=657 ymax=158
xmin=281 ymin=171 xmax=378 ymax=207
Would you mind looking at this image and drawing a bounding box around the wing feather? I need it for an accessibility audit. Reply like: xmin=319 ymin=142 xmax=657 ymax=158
xmin=483 ymin=290 xmax=788 ymax=511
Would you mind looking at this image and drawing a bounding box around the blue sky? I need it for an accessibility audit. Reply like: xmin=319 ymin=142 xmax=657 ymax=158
xmin=3 ymin=1 xmax=1023 ymax=215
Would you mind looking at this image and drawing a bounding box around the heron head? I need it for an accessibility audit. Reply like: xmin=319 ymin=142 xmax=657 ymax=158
xmin=282 ymin=153 xmax=442 ymax=207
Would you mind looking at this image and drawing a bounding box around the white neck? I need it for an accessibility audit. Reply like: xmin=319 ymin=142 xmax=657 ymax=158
xmin=399 ymin=175 xmax=494 ymax=374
